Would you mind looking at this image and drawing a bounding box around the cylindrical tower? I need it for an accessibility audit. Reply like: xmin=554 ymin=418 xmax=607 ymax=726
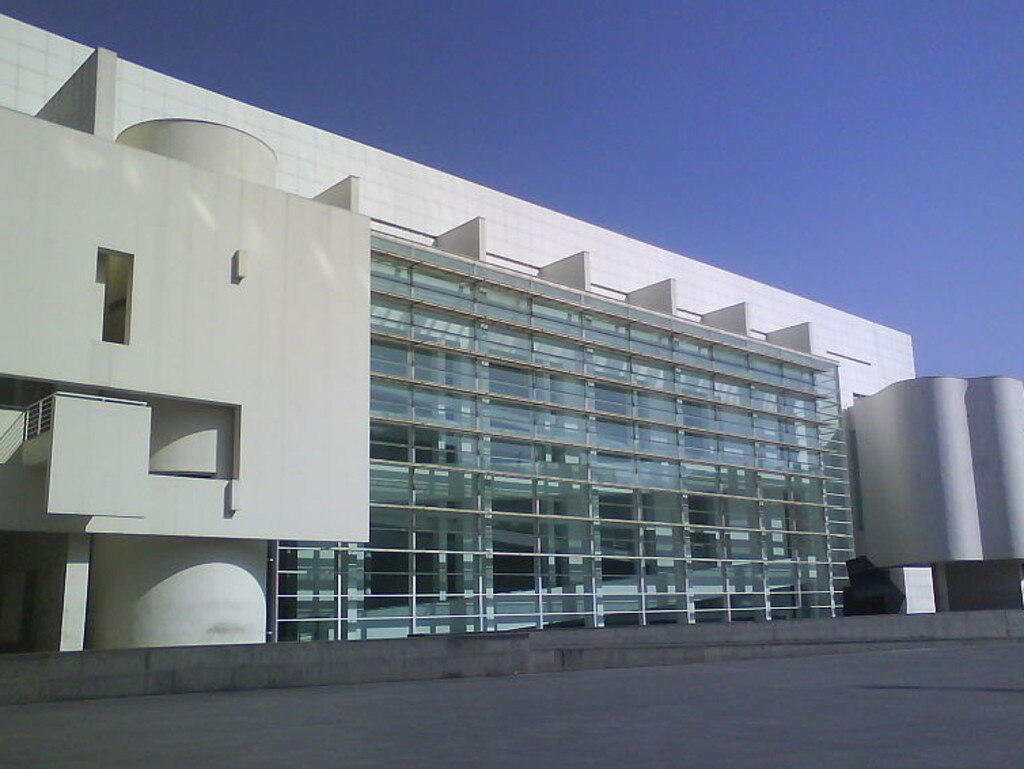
xmin=849 ymin=377 xmax=984 ymax=566
xmin=116 ymin=119 xmax=277 ymax=186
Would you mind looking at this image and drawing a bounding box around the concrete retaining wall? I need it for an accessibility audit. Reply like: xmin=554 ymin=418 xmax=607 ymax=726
xmin=3 ymin=611 xmax=1024 ymax=705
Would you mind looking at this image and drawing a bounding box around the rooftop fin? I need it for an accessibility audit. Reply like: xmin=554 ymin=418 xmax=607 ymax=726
xmin=37 ymin=47 xmax=117 ymax=139
xmin=538 ymin=251 xmax=591 ymax=291
xmin=314 ymin=175 xmax=360 ymax=213
xmin=702 ymin=302 xmax=750 ymax=335
xmin=433 ymin=217 xmax=486 ymax=260
xmin=766 ymin=322 xmax=818 ymax=354
xmin=626 ymin=278 xmax=677 ymax=315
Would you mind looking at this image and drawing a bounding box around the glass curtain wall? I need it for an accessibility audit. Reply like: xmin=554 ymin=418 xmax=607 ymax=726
xmin=275 ymin=235 xmax=852 ymax=641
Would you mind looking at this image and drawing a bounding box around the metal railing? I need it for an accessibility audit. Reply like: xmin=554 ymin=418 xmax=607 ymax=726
xmin=0 ymin=392 xmax=151 ymax=462
xmin=0 ymin=411 xmax=26 ymax=462
xmin=23 ymin=395 xmax=54 ymax=440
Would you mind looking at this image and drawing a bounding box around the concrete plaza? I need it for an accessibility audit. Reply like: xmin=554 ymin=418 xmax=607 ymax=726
xmin=2 ymin=641 xmax=1023 ymax=768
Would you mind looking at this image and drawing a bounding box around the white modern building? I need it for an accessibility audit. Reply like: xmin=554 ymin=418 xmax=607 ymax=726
xmin=0 ymin=14 xmax=922 ymax=652
xmin=849 ymin=376 xmax=1024 ymax=612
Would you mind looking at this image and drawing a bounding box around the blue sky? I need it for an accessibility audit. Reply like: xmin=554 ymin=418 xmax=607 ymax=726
xmin=4 ymin=1 xmax=1022 ymax=382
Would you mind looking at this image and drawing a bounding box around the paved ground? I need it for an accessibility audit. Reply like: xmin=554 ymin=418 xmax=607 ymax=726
xmin=2 ymin=642 xmax=1024 ymax=768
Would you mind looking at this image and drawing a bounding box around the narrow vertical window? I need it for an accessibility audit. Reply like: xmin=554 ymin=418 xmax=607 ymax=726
xmin=97 ymin=249 xmax=133 ymax=344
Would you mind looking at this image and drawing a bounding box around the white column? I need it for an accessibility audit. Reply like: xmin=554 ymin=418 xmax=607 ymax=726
xmin=59 ymin=534 xmax=90 ymax=651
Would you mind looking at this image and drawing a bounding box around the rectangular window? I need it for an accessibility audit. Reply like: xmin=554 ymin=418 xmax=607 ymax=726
xmin=630 ymin=326 xmax=671 ymax=358
xmin=97 ymin=249 xmax=133 ymax=344
xmin=488 ymin=364 xmax=531 ymax=398
xmin=594 ymin=384 xmax=631 ymax=416
xmin=637 ymin=424 xmax=676 ymax=454
xmin=482 ymin=327 xmax=531 ymax=361
xmin=537 ymin=480 xmax=587 ymax=517
xmin=412 ymin=308 xmax=473 ymax=350
xmin=413 ymin=428 xmax=476 ymax=467
xmin=413 ymin=349 xmax=475 ymax=389
xmin=637 ymin=393 xmax=675 ymax=421
xmin=487 ymin=438 xmax=535 ymax=472
xmin=535 ymin=374 xmax=585 ymax=408
xmin=411 ymin=267 xmax=473 ymax=309
xmin=584 ymin=314 xmax=628 ymax=347
xmin=594 ymin=417 xmax=632 ymax=450
xmin=533 ymin=336 xmax=583 ymax=371
xmin=596 ymin=487 xmax=634 ymax=520
xmin=370 ymin=381 xmax=410 ymax=417
xmin=532 ymin=301 xmax=579 ymax=335
xmin=632 ymin=360 xmax=672 ymax=389
xmin=370 ymin=423 xmax=409 ymax=461
xmin=589 ymin=351 xmax=630 ymax=381
xmin=477 ymin=284 xmax=528 ymax=321
xmin=537 ymin=444 xmax=586 ymax=479
xmin=370 ymin=341 xmax=409 ymax=376
xmin=370 ymin=298 xmax=411 ymax=334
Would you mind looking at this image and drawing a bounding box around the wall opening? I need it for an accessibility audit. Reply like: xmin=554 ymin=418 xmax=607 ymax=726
xmin=97 ymin=249 xmax=133 ymax=344
xmin=0 ymin=533 xmax=70 ymax=654
xmin=0 ymin=570 xmax=37 ymax=653
xmin=148 ymin=398 xmax=237 ymax=479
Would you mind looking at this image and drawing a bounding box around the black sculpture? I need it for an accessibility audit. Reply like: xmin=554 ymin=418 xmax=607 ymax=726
xmin=842 ymin=556 xmax=905 ymax=615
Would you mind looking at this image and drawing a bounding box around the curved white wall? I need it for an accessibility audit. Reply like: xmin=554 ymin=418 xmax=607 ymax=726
xmin=87 ymin=535 xmax=266 ymax=649
xmin=851 ymin=376 xmax=1024 ymax=566
xmin=116 ymin=119 xmax=277 ymax=186
xmin=966 ymin=377 xmax=1024 ymax=558
xmin=148 ymin=398 xmax=234 ymax=478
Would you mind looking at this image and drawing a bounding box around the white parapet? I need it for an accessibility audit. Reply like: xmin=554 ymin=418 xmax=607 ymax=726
xmin=117 ymin=118 xmax=278 ymax=187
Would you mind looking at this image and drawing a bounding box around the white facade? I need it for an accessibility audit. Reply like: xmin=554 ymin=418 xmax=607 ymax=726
xmin=0 ymin=14 xmax=915 ymax=406
xmin=0 ymin=107 xmax=370 ymax=542
xmin=0 ymin=33 xmax=371 ymax=648
xmin=0 ymin=14 xmax=921 ymax=651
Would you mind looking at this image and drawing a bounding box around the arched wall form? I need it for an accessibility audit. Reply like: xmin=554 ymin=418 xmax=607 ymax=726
xmin=86 ymin=535 xmax=266 ymax=649
xmin=116 ymin=119 xmax=277 ymax=186
xmin=148 ymin=398 xmax=235 ymax=479
xmin=850 ymin=377 xmax=1024 ymax=567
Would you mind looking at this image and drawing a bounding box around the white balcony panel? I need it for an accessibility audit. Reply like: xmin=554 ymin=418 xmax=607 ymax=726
xmin=46 ymin=394 xmax=151 ymax=518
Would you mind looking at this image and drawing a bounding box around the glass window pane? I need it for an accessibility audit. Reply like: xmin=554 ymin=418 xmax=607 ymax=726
xmin=487 ymin=364 xmax=530 ymax=398
xmin=594 ymin=384 xmax=631 ymax=416
xmin=370 ymin=464 xmax=410 ymax=504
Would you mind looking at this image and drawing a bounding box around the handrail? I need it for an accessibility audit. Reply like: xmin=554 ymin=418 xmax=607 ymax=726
xmin=0 ymin=411 xmax=26 ymax=462
xmin=21 ymin=391 xmax=149 ymax=442
xmin=2 ymin=391 xmax=149 ymax=457
xmin=23 ymin=396 xmax=54 ymax=440
xmin=51 ymin=392 xmax=147 ymax=407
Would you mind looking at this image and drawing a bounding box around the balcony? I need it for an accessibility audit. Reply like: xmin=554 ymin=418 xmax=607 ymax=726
xmin=19 ymin=393 xmax=151 ymax=518
xmin=1 ymin=393 xmax=236 ymax=531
